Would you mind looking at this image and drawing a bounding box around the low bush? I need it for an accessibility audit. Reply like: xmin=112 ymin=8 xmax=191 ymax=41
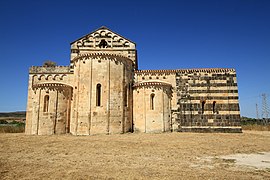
xmin=0 ymin=120 xmax=8 ymax=124
xmin=242 ymin=124 xmax=270 ymax=131
xmin=0 ymin=123 xmax=25 ymax=133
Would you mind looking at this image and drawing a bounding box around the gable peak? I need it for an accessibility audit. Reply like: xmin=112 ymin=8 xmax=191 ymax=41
xmin=70 ymin=26 xmax=136 ymax=47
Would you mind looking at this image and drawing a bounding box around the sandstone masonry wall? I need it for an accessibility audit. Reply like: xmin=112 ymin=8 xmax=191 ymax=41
xmin=134 ymin=68 xmax=241 ymax=133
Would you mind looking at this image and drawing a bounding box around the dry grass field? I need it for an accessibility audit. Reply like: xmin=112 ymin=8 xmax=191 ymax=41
xmin=1 ymin=131 xmax=270 ymax=180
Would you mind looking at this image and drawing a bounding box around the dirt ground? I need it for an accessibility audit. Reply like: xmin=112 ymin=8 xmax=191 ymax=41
xmin=1 ymin=131 xmax=270 ymax=180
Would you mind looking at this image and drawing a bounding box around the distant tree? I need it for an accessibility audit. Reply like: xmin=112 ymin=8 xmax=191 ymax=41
xmin=43 ymin=60 xmax=57 ymax=67
xmin=0 ymin=120 xmax=8 ymax=124
xmin=241 ymin=116 xmax=256 ymax=121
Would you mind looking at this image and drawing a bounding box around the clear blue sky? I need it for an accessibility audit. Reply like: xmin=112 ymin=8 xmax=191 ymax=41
xmin=0 ymin=0 xmax=269 ymax=118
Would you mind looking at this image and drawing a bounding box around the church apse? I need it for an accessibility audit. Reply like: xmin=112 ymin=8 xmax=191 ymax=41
xmin=25 ymin=66 xmax=73 ymax=135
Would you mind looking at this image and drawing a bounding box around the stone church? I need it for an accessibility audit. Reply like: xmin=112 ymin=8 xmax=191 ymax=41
xmin=25 ymin=26 xmax=241 ymax=135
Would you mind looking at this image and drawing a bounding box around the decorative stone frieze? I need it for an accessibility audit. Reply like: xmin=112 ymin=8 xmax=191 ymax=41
xmin=29 ymin=66 xmax=71 ymax=74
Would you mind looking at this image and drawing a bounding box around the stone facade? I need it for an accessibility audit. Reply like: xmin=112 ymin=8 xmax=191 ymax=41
xmin=25 ymin=26 xmax=242 ymax=135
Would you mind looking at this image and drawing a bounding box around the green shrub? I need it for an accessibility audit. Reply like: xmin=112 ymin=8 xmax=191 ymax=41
xmin=0 ymin=125 xmax=25 ymax=133
xmin=43 ymin=60 xmax=57 ymax=67
xmin=0 ymin=120 xmax=8 ymax=124
xmin=242 ymin=124 xmax=270 ymax=131
xmin=0 ymin=121 xmax=25 ymax=133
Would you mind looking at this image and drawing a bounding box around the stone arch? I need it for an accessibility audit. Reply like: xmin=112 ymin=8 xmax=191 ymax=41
xmin=60 ymin=74 xmax=66 ymax=80
xmin=53 ymin=74 xmax=59 ymax=80
xmin=100 ymin=30 xmax=106 ymax=36
xmin=88 ymin=35 xmax=93 ymax=40
xmin=107 ymin=32 xmax=112 ymax=37
xmin=38 ymin=75 xmax=45 ymax=80
xmin=45 ymin=75 xmax=52 ymax=80
xmin=32 ymin=75 xmax=38 ymax=81
xmin=77 ymin=41 xmax=83 ymax=47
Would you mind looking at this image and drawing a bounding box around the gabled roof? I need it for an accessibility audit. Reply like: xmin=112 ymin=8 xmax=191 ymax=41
xmin=70 ymin=26 xmax=136 ymax=45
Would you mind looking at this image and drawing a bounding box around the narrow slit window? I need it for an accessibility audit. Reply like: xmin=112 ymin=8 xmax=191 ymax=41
xmin=202 ymin=101 xmax=206 ymax=114
xmin=150 ymin=94 xmax=155 ymax=110
xmin=124 ymin=85 xmax=127 ymax=107
xmin=43 ymin=95 xmax=49 ymax=112
xmin=213 ymin=101 xmax=216 ymax=113
xmin=96 ymin=84 xmax=101 ymax=106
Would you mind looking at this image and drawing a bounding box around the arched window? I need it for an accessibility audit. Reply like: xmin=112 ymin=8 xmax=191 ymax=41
xmin=213 ymin=101 xmax=216 ymax=113
xmin=202 ymin=100 xmax=206 ymax=114
xmin=96 ymin=84 xmax=101 ymax=106
xmin=150 ymin=94 xmax=155 ymax=110
xmin=43 ymin=95 xmax=49 ymax=112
